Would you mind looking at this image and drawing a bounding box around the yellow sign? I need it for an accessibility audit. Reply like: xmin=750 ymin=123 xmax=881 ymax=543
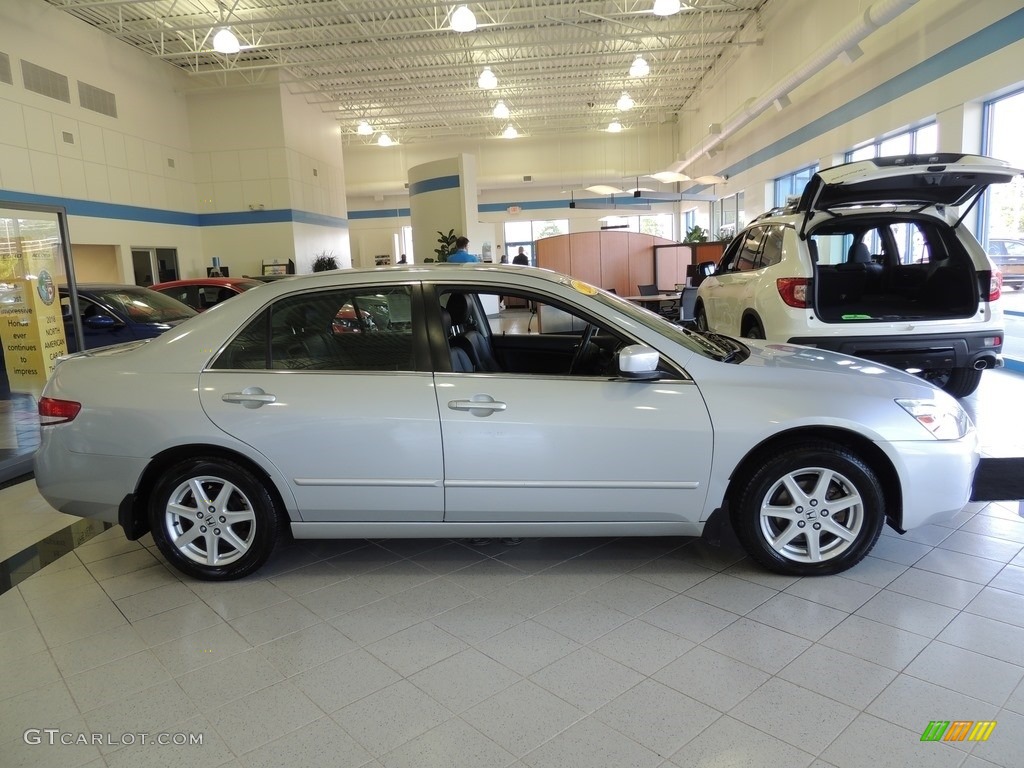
xmin=0 ymin=221 xmax=69 ymax=398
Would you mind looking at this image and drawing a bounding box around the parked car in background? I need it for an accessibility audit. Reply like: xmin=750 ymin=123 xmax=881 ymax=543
xmin=150 ymin=277 xmax=264 ymax=312
xmin=987 ymin=237 xmax=1024 ymax=290
xmin=37 ymin=265 xmax=978 ymax=582
xmin=694 ymin=154 xmax=1021 ymax=397
xmin=60 ymin=284 xmax=196 ymax=352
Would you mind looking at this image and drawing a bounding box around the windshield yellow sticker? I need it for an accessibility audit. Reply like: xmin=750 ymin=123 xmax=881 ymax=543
xmin=570 ymin=279 xmax=598 ymax=296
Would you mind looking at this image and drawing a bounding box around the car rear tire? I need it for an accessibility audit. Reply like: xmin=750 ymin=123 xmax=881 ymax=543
xmin=149 ymin=458 xmax=283 ymax=580
xmin=923 ymin=366 xmax=983 ymax=398
xmin=731 ymin=442 xmax=885 ymax=576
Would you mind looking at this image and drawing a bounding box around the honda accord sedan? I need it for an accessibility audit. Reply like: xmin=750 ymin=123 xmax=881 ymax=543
xmin=35 ymin=265 xmax=978 ymax=580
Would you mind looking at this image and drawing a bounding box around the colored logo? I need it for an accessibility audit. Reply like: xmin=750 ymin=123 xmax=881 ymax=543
xmin=37 ymin=269 xmax=56 ymax=305
xmin=921 ymin=720 xmax=996 ymax=742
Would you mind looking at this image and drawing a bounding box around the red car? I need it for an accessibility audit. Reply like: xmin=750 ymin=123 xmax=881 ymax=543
xmin=150 ymin=277 xmax=264 ymax=311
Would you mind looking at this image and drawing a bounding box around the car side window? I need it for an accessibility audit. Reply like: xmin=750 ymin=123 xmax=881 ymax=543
xmin=212 ymin=286 xmax=415 ymax=371
xmin=439 ymin=287 xmax=654 ymax=378
xmin=757 ymin=225 xmax=785 ymax=268
xmin=720 ymin=227 xmax=764 ymax=272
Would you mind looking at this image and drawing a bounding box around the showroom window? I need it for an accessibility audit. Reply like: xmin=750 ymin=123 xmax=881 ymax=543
xmin=213 ymin=286 xmax=415 ymax=371
xmin=846 ymin=122 xmax=937 ymax=162
xmin=774 ymin=164 xmax=818 ymax=208
xmin=596 ymin=214 xmax=673 ymax=238
xmin=981 ymin=87 xmax=1024 ymax=366
xmin=504 ymin=219 xmax=568 ymax=264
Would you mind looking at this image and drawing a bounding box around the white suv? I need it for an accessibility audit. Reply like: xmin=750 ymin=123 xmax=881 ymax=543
xmin=695 ymin=154 xmax=1021 ymax=397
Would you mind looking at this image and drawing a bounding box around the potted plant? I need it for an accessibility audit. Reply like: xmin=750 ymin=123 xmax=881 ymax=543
xmin=311 ymin=251 xmax=339 ymax=272
xmin=683 ymin=225 xmax=709 ymax=243
xmin=434 ymin=229 xmax=457 ymax=262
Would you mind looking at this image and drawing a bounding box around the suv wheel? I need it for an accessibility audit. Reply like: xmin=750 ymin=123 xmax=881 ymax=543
xmin=741 ymin=319 xmax=765 ymax=339
xmin=922 ymin=367 xmax=983 ymax=398
xmin=731 ymin=442 xmax=885 ymax=575
xmin=694 ymin=304 xmax=709 ymax=332
xmin=149 ymin=458 xmax=283 ymax=580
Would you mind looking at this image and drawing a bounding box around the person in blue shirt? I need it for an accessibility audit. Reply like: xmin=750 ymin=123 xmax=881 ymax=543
xmin=447 ymin=236 xmax=479 ymax=263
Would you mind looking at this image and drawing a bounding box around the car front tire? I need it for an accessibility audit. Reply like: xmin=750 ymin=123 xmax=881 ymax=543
xmin=694 ymin=304 xmax=709 ymax=332
xmin=731 ymin=443 xmax=885 ymax=576
xmin=149 ymin=458 xmax=283 ymax=580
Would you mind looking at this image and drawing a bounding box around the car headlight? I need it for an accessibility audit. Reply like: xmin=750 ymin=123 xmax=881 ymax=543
xmin=896 ymin=398 xmax=972 ymax=440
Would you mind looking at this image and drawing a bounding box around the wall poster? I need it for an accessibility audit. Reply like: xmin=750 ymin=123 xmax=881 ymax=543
xmin=0 ymin=206 xmax=72 ymax=399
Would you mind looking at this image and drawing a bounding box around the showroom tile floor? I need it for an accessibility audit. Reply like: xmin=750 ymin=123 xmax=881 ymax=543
xmin=1 ymin=371 xmax=1023 ymax=768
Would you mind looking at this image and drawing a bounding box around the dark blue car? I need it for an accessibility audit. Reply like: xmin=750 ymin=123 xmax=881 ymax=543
xmin=60 ymin=284 xmax=197 ymax=353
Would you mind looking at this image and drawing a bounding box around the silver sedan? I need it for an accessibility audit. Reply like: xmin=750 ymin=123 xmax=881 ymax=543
xmin=35 ymin=265 xmax=978 ymax=580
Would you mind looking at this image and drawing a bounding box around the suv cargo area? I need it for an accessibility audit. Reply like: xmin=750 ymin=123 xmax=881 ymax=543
xmin=811 ymin=216 xmax=985 ymax=323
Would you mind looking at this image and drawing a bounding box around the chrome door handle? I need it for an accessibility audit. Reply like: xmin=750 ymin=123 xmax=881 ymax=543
xmin=447 ymin=395 xmax=507 ymax=416
xmin=222 ymin=387 xmax=277 ymax=409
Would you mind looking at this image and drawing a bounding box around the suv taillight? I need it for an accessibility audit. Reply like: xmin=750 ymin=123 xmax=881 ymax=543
xmin=989 ymin=270 xmax=1002 ymax=301
xmin=38 ymin=397 xmax=81 ymax=425
xmin=777 ymin=278 xmax=810 ymax=308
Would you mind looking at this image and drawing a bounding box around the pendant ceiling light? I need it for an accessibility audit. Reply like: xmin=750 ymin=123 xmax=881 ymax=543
xmin=629 ymin=56 xmax=650 ymax=78
xmin=356 ymin=120 xmax=373 ymax=136
xmin=502 ymin=124 xmax=518 ymax=139
xmin=647 ymin=171 xmax=691 ymax=183
xmin=377 ymin=133 xmax=394 ymax=147
xmin=607 ymin=121 xmax=623 ymax=133
xmin=450 ymin=5 xmax=477 ymax=32
xmin=652 ymin=0 xmax=682 ymax=16
xmin=213 ymin=27 xmax=240 ymax=54
xmin=492 ymin=100 xmax=510 ymax=119
xmin=616 ymin=92 xmax=635 ymax=111
xmin=478 ymin=67 xmax=498 ymax=89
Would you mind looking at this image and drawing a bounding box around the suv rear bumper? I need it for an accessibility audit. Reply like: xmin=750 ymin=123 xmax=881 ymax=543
xmin=786 ymin=330 xmax=1003 ymax=371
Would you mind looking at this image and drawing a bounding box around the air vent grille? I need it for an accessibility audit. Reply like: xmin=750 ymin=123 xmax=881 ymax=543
xmin=62 ymin=131 xmax=74 ymax=144
xmin=78 ymin=81 xmax=117 ymax=118
xmin=0 ymin=52 xmax=12 ymax=86
xmin=22 ymin=60 xmax=70 ymax=103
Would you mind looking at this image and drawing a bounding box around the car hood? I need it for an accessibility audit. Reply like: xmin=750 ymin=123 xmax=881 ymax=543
xmin=796 ymin=153 xmax=1021 ymax=212
xmin=737 ymin=340 xmax=937 ymax=390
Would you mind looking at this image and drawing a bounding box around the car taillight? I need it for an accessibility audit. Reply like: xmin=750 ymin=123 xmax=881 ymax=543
xmin=989 ymin=271 xmax=1002 ymax=301
xmin=38 ymin=397 xmax=81 ymax=425
xmin=777 ymin=278 xmax=810 ymax=308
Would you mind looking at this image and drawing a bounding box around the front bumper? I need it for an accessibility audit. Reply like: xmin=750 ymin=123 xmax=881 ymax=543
xmin=788 ymin=330 xmax=1003 ymax=371
xmin=884 ymin=435 xmax=979 ymax=530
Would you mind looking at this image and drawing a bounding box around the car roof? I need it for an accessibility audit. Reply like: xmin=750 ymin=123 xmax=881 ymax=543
xmin=151 ymin=277 xmax=263 ymax=289
xmin=59 ymin=283 xmax=157 ymax=292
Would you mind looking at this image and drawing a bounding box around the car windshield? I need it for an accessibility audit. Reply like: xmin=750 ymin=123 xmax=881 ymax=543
xmin=588 ymin=289 xmax=740 ymax=362
xmin=93 ymin=288 xmax=196 ymax=323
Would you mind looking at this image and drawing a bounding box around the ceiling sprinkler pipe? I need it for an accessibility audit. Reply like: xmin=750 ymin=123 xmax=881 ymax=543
xmin=670 ymin=0 xmax=920 ymax=174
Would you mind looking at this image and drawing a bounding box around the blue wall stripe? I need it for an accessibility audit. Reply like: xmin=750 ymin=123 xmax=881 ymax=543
xmin=349 ymin=208 xmax=411 ymax=219
xmin=408 ymin=175 xmax=461 ymax=196
xmin=0 ymin=189 xmax=347 ymax=229
xmin=1004 ymin=357 xmax=1024 ymax=375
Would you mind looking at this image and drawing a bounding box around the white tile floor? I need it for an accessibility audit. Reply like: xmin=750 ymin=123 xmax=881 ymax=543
xmin=1 ymin=370 xmax=1023 ymax=768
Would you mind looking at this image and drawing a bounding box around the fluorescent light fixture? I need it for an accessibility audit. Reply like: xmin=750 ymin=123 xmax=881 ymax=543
xmin=492 ymin=100 xmax=510 ymax=119
xmin=629 ymin=56 xmax=650 ymax=78
xmin=648 ymin=171 xmax=691 ymax=183
xmin=478 ymin=67 xmax=497 ymax=89
xmin=377 ymin=133 xmax=394 ymax=146
xmin=357 ymin=120 xmax=373 ymax=135
xmin=652 ymin=0 xmax=682 ymax=16
xmin=450 ymin=5 xmax=477 ymax=32
xmin=617 ymin=92 xmax=634 ymax=111
xmin=213 ymin=27 xmax=240 ymax=54
xmin=607 ymin=120 xmax=623 ymax=133
xmin=586 ymin=184 xmax=624 ymax=195
xmin=502 ymin=124 xmax=518 ymax=139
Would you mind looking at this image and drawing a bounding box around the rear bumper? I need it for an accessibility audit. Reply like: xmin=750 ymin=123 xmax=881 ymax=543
xmin=787 ymin=330 xmax=1003 ymax=371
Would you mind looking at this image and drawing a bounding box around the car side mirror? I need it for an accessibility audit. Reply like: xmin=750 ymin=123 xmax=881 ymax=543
xmin=618 ymin=344 xmax=662 ymax=380
xmin=84 ymin=314 xmax=121 ymax=330
xmin=692 ymin=261 xmax=716 ymax=287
